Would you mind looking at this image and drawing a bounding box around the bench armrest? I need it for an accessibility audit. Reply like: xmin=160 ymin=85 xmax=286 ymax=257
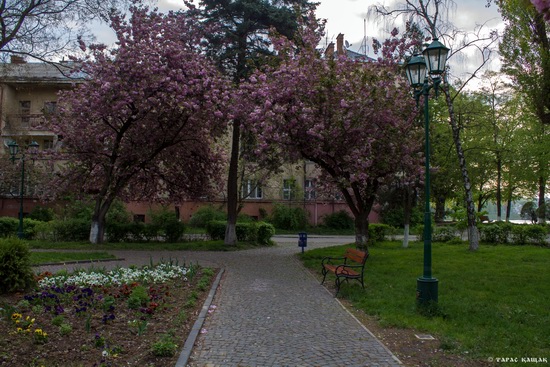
xmin=335 ymin=264 xmax=364 ymax=276
xmin=321 ymin=256 xmax=346 ymax=267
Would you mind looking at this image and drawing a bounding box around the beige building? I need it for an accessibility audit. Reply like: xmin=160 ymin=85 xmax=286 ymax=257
xmin=0 ymin=58 xmax=374 ymax=225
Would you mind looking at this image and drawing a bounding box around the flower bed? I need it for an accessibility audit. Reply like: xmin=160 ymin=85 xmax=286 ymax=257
xmin=0 ymin=262 xmax=216 ymax=366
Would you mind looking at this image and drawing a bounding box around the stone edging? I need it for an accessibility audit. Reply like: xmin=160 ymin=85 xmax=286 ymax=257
xmin=175 ymin=268 xmax=224 ymax=367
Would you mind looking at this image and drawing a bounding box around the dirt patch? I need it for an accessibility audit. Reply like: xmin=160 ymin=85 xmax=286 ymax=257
xmin=340 ymin=299 xmax=492 ymax=367
xmin=0 ymin=269 xmax=216 ymax=367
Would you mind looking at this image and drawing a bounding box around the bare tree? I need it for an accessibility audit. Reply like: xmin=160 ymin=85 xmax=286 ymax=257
xmin=0 ymin=0 xmax=130 ymax=63
xmin=370 ymin=0 xmax=499 ymax=251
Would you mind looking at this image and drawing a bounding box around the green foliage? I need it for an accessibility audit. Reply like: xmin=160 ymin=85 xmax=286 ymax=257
xmin=127 ymin=285 xmax=149 ymax=309
xmin=520 ymin=201 xmax=538 ymax=223
xmin=479 ymin=222 xmax=513 ymax=244
xmin=151 ymin=334 xmax=177 ymax=357
xmin=188 ymin=205 xmax=226 ymax=228
xmin=432 ymin=226 xmax=460 ymax=242
xmin=50 ymin=219 xmax=90 ymax=241
xmin=150 ymin=207 xmax=185 ymax=242
xmin=369 ymin=223 xmax=391 ymax=242
xmin=511 ymin=224 xmax=548 ymax=245
xmin=380 ymin=206 xmax=423 ymax=228
xmin=205 ymin=221 xmax=226 ymax=240
xmin=0 ymin=217 xmax=18 ymax=237
xmin=235 ymin=222 xmax=257 ymax=241
xmin=205 ymin=221 xmax=273 ymax=244
xmin=0 ymin=238 xmax=36 ymax=294
xmin=269 ymin=203 xmax=307 ymax=230
xmin=28 ymin=206 xmax=54 ymax=222
xmin=257 ymin=222 xmax=276 ymax=245
xmin=322 ymin=210 xmax=354 ymax=230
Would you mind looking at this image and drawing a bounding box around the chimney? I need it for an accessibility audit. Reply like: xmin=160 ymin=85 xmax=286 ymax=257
xmin=336 ymin=34 xmax=345 ymax=56
xmin=325 ymin=42 xmax=335 ymax=58
xmin=10 ymin=55 xmax=26 ymax=64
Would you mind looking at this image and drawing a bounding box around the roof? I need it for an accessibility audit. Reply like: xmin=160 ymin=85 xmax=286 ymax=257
xmin=0 ymin=62 xmax=86 ymax=85
xmin=345 ymin=49 xmax=376 ymax=62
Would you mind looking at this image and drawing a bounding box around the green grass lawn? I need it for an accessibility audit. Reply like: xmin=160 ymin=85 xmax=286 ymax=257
xmin=300 ymin=241 xmax=550 ymax=361
xmin=27 ymin=239 xmax=259 ymax=251
xmin=30 ymin=251 xmax=117 ymax=265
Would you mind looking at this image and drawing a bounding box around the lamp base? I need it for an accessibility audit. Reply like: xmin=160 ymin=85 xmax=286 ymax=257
xmin=417 ymin=277 xmax=438 ymax=304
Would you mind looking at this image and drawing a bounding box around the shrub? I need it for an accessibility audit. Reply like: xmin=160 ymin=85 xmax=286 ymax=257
xmin=511 ymin=224 xmax=548 ymax=245
xmin=0 ymin=217 xmax=18 ymax=237
xmin=369 ymin=223 xmax=392 ymax=242
xmin=270 ymin=204 xmax=307 ymax=230
xmin=106 ymin=222 xmax=133 ymax=243
xmin=28 ymin=205 xmax=54 ymax=222
xmin=22 ymin=218 xmax=43 ymax=240
xmin=322 ymin=210 xmax=354 ymax=230
xmin=236 ymin=222 xmax=257 ymax=242
xmin=479 ymin=223 xmax=512 ymax=244
xmin=51 ymin=219 xmax=90 ymax=242
xmin=151 ymin=207 xmax=185 ymax=242
xmin=189 ymin=205 xmax=226 ymax=228
xmin=380 ymin=206 xmax=423 ymax=228
xmin=257 ymin=222 xmax=275 ymax=245
xmin=205 ymin=221 xmax=226 ymax=240
xmin=0 ymin=238 xmax=36 ymax=294
xmin=432 ymin=226 xmax=460 ymax=242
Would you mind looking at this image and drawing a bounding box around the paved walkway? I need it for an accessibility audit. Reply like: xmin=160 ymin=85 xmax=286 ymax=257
xmin=36 ymin=236 xmax=402 ymax=367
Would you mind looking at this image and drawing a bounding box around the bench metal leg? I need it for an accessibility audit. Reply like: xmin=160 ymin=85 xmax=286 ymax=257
xmin=321 ymin=267 xmax=328 ymax=285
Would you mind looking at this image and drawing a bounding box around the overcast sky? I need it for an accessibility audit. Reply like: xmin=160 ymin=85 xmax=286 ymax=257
xmin=94 ymin=0 xmax=505 ymax=86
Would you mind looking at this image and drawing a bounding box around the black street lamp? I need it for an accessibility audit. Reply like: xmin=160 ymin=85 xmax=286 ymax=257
xmin=405 ymin=38 xmax=449 ymax=305
xmin=8 ymin=140 xmax=39 ymax=239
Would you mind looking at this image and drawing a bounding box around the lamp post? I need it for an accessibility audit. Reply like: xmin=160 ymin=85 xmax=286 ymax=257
xmin=405 ymin=38 xmax=449 ymax=305
xmin=8 ymin=140 xmax=39 ymax=239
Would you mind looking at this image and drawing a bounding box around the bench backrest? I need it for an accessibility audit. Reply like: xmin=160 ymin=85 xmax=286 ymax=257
xmin=344 ymin=248 xmax=369 ymax=265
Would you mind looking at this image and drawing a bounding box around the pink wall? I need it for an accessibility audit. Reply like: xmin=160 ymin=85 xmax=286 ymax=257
xmin=0 ymin=198 xmax=381 ymax=226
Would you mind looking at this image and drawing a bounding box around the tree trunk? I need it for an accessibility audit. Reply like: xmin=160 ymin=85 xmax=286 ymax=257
xmin=89 ymin=198 xmax=112 ymax=244
xmin=434 ymin=194 xmax=446 ymax=223
xmin=354 ymin=211 xmax=369 ymax=250
xmin=538 ymin=175 xmax=546 ymax=224
xmin=496 ymin=155 xmax=502 ymax=221
xmin=443 ymin=85 xmax=479 ymax=251
xmin=402 ymin=186 xmax=413 ymax=248
xmin=225 ymin=120 xmax=240 ymax=246
xmin=403 ymin=224 xmax=410 ymax=248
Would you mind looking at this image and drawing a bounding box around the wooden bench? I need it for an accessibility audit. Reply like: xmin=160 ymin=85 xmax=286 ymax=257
xmin=321 ymin=248 xmax=369 ymax=297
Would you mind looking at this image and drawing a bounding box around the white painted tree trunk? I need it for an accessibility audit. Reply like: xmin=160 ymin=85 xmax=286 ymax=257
xmin=89 ymin=221 xmax=100 ymax=244
xmin=402 ymin=224 xmax=410 ymax=248
xmin=224 ymin=223 xmax=237 ymax=246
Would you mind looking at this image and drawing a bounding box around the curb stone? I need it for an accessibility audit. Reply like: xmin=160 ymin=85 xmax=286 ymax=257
xmin=176 ymin=268 xmax=224 ymax=367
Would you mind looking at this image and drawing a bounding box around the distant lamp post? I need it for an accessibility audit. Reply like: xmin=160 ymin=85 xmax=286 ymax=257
xmin=8 ymin=140 xmax=39 ymax=239
xmin=405 ymin=38 xmax=449 ymax=305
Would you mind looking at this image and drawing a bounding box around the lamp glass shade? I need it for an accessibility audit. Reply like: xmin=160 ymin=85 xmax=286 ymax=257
xmin=29 ymin=141 xmax=39 ymax=150
xmin=405 ymin=55 xmax=427 ymax=88
xmin=8 ymin=141 xmax=19 ymax=156
xmin=423 ymin=38 xmax=449 ymax=75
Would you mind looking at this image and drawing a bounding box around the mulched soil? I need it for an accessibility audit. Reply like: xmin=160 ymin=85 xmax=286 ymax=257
xmin=341 ymin=299 xmax=493 ymax=367
xmin=0 ymin=270 xmax=215 ymax=367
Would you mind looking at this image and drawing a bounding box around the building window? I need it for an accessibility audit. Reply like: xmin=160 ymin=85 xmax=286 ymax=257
xmin=304 ymin=179 xmax=316 ymax=200
xmin=43 ymin=101 xmax=57 ymax=115
xmin=133 ymin=214 xmax=145 ymax=223
xmin=283 ymin=179 xmax=296 ymax=200
xmin=242 ymin=180 xmax=262 ymax=199
xmin=42 ymin=139 xmax=54 ymax=150
xmin=19 ymin=101 xmax=31 ymax=127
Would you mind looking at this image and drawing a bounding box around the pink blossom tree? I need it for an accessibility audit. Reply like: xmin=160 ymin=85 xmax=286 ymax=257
xmin=244 ymin=26 xmax=422 ymax=247
xmin=49 ymin=6 xmax=230 ymax=244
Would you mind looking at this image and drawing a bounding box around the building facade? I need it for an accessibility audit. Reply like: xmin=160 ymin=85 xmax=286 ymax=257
xmin=0 ymin=58 xmax=379 ymax=225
